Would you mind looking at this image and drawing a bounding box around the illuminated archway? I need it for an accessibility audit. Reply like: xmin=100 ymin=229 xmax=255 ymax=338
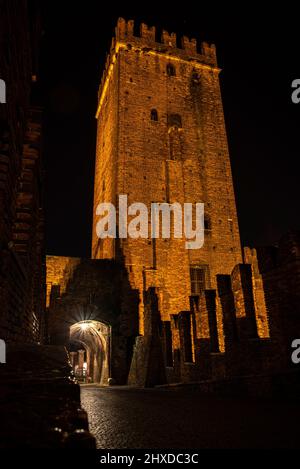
xmin=69 ymin=320 xmax=111 ymax=385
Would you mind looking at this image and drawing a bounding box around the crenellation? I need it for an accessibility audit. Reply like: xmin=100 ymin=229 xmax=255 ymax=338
xmin=140 ymin=22 xmax=156 ymax=43
xmin=113 ymin=18 xmax=217 ymax=65
xmin=96 ymin=19 xmax=220 ymax=119
xmin=181 ymin=36 xmax=197 ymax=54
xmin=117 ymin=17 xmax=135 ymax=39
xmin=115 ymin=17 xmax=126 ymax=39
xmin=161 ymin=29 xmax=177 ymax=48
xmin=201 ymin=41 xmax=217 ymax=60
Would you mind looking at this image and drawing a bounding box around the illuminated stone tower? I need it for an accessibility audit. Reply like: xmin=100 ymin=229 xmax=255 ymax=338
xmin=92 ymin=18 xmax=242 ymax=334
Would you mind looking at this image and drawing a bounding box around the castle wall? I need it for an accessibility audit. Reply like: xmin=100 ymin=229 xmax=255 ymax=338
xmin=244 ymin=231 xmax=300 ymax=370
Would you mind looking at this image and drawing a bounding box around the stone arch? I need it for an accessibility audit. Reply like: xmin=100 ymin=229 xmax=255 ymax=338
xmin=69 ymin=320 xmax=111 ymax=385
xmin=46 ymin=257 xmax=141 ymax=384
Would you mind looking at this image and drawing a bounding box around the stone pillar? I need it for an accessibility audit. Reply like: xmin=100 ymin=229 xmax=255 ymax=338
xmin=231 ymin=264 xmax=258 ymax=339
xmin=161 ymin=321 xmax=173 ymax=367
xmin=243 ymin=247 xmax=270 ymax=338
xmin=69 ymin=351 xmax=77 ymax=369
xmin=178 ymin=312 xmax=193 ymax=363
xmin=78 ymin=350 xmax=85 ymax=369
xmin=216 ymin=274 xmax=238 ymax=348
xmin=128 ymin=287 xmax=166 ymax=387
xmin=194 ymin=290 xmax=219 ymax=354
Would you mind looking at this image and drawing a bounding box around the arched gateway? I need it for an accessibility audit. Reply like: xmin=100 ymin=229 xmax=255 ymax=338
xmin=46 ymin=257 xmax=140 ymax=385
xmin=69 ymin=320 xmax=111 ymax=385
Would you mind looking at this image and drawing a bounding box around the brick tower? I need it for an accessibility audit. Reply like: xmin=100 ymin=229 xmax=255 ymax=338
xmin=92 ymin=18 xmax=242 ymax=334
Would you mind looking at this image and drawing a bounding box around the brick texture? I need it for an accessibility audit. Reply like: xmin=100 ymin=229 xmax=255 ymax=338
xmin=92 ymin=18 xmax=242 ymax=338
xmin=0 ymin=0 xmax=45 ymax=343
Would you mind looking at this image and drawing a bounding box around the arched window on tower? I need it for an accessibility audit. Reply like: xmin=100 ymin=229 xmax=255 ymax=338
xmin=150 ymin=109 xmax=158 ymax=122
xmin=166 ymin=63 xmax=176 ymax=77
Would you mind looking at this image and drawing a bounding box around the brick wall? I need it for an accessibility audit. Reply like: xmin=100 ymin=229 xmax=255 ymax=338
xmin=0 ymin=0 xmax=45 ymax=343
xmin=92 ymin=18 xmax=242 ymax=338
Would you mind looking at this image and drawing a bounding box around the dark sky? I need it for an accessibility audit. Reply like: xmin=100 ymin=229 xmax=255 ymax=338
xmin=39 ymin=1 xmax=300 ymax=258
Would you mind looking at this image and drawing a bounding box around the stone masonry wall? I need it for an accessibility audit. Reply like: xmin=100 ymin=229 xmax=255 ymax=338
xmin=92 ymin=18 xmax=242 ymax=339
xmin=0 ymin=1 xmax=44 ymax=343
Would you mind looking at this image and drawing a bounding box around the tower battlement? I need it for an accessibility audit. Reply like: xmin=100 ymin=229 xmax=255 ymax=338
xmin=115 ymin=18 xmax=217 ymax=65
xmin=97 ymin=18 xmax=218 ymax=112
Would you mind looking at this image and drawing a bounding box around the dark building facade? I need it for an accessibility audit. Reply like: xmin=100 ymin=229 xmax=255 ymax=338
xmin=0 ymin=0 xmax=45 ymax=343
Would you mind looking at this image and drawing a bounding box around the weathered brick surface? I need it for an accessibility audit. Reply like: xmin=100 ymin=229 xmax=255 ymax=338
xmin=46 ymin=256 xmax=81 ymax=307
xmin=0 ymin=1 xmax=45 ymax=343
xmin=92 ymin=18 xmax=242 ymax=339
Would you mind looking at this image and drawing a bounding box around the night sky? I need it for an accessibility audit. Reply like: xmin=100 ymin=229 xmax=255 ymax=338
xmin=39 ymin=1 xmax=300 ymax=258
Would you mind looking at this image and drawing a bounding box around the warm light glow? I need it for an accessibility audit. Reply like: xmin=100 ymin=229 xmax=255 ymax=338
xmin=80 ymin=322 xmax=89 ymax=331
xmin=95 ymin=41 xmax=220 ymax=119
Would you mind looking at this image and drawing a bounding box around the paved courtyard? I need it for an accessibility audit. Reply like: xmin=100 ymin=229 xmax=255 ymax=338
xmin=81 ymin=385 xmax=300 ymax=449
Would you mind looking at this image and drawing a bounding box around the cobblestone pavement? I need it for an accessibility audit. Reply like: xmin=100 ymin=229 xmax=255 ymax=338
xmin=80 ymin=386 xmax=300 ymax=449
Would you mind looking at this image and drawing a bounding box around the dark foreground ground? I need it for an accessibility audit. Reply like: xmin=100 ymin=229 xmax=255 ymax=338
xmin=81 ymin=385 xmax=300 ymax=449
